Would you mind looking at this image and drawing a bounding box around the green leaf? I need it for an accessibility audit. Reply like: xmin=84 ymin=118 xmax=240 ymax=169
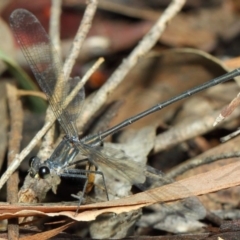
xmin=0 ymin=49 xmax=47 ymax=112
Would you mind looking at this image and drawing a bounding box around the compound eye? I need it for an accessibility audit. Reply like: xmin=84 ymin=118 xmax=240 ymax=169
xmin=29 ymin=156 xmax=36 ymax=167
xmin=38 ymin=166 xmax=50 ymax=179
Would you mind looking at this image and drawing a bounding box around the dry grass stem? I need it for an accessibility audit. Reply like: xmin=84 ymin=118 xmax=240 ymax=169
xmin=39 ymin=0 xmax=63 ymax=162
xmin=17 ymin=89 xmax=47 ymax=100
xmin=6 ymin=84 xmax=23 ymax=239
xmin=50 ymin=0 xmax=62 ymax=58
xmin=154 ymin=107 xmax=240 ymax=153
xmin=63 ymin=0 xmax=98 ymax=79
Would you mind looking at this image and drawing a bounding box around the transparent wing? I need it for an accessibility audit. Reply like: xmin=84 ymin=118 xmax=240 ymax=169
xmin=79 ymin=141 xmax=206 ymax=223
xmin=72 ymin=143 xmax=146 ymax=185
xmin=9 ymin=9 xmax=143 ymax=184
xmin=9 ymin=9 xmax=85 ymax=138
xmin=89 ymin=147 xmax=206 ymax=224
xmin=96 ymin=146 xmax=146 ymax=184
xmin=9 ymin=8 xmax=144 ymax=186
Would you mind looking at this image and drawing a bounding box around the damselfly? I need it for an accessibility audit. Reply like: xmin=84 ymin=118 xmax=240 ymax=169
xmin=10 ymin=9 xmax=240 ymax=210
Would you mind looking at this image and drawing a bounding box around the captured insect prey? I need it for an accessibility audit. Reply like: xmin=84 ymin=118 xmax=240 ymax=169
xmin=10 ymin=8 xmax=240 ymax=219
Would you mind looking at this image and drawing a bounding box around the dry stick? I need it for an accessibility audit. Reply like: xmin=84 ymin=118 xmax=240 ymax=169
xmin=0 ymin=58 xmax=104 ymax=189
xmin=63 ymin=0 xmax=98 ymax=78
xmin=37 ymin=110 xmax=56 ymax=161
xmin=50 ymin=0 xmax=62 ymax=59
xmin=6 ymin=84 xmax=23 ymax=240
xmin=79 ymin=0 xmax=186 ymax=131
xmin=38 ymin=0 xmax=63 ymax=161
xmin=153 ymin=107 xmax=240 ymax=153
xmin=0 ymin=81 xmax=8 ymax=170
xmin=17 ymin=90 xmax=47 ymax=100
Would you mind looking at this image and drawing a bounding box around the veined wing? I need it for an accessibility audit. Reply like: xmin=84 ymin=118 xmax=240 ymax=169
xmin=9 ymin=9 xmax=85 ymax=138
xmin=75 ymin=142 xmax=147 ymax=185
xmin=9 ymin=8 xmax=146 ymax=188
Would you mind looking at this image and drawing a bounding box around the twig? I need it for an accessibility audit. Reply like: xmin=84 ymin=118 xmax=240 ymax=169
xmin=0 ymin=81 xmax=7 ymax=170
xmin=154 ymin=107 xmax=240 ymax=153
xmin=214 ymin=92 xmax=240 ymax=126
xmin=221 ymin=128 xmax=240 ymax=142
xmin=0 ymin=58 xmax=104 ymax=189
xmin=37 ymin=109 xmax=56 ymax=161
xmin=0 ymin=122 xmax=51 ymax=190
xmin=38 ymin=0 xmax=63 ymax=161
xmin=63 ymin=0 xmax=98 ymax=79
xmin=79 ymin=0 xmax=186 ymax=130
xmin=17 ymin=89 xmax=47 ymax=100
xmin=6 ymin=84 xmax=23 ymax=239
xmin=50 ymin=0 xmax=62 ymax=58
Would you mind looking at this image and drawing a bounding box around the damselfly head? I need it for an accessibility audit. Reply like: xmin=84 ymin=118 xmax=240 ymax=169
xmin=28 ymin=156 xmax=50 ymax=179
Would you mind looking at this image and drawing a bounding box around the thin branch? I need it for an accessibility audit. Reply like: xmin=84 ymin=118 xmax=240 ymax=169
xmin=50 ymin=0 xmax=62 ymax=58
xmin=0 ymin=82 xmax=7 ymax=170
xmin=37 ymin=109 xmax=56 ymax=161
xmin=0 ymin=121 xmax=51 ymax=190
xmin=79 ymin=0 xmax=186 ymax=130
xmin=38 ymin=0 xmax=63 ymax=161
xmin=63 ymin=0 xmax=98 ymax=79
xmin=153 ymin=107 xmax=240 ymax=153
xmin=220 ymin=128 xmax=240 ymax=142
xmin=0 ymin=58 xmax=104 ymax=189
xmin=17 ymin=89 xmax=47 ymax=100
xmin=214 ymin=92 xmax=240 ymax=126
xmin=6 ymin=84 xmax=23 ymax=239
